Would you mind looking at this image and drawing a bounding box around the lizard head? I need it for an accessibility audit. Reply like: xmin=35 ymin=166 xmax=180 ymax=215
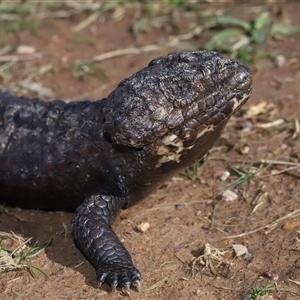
xmin=103 ymin=51 xmax=252 ymax=167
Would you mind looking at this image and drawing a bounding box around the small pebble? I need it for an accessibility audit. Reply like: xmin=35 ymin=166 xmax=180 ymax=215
xmin=282 ymin=219 xmax=300 ymax=231
xmin=175 ymin=203 xmax=184 ymax=210
xmin=232 ymin=244 xmax=248 ymax=257
xmin=262 ymin=269 xmax=279 ymax=281
xmin=240 ymin=145 xmax=250 ymax=155
xmin=242 ymin=120 xmax=254 ymax=129
xmin=220 ymin=171 xmax=230 ymax=181
xmin=137 ymin=222 xmax=150 ymax=232
xmin=214 ymin=170 xmax=230 ymax=181
xmin=243 ymin=251 xmax=253 ymax=261
xmin=222 ymin=190 xmax=238 ymax=202
xmin=274 ymin=54 xmax=286 ymax=67
xmin=16 ymin=45 xmax=36 ymax=55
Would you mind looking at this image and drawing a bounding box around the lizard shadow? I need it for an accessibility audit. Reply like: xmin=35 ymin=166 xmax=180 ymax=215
xmin=0 ymin=208 xmax=112 ymax=292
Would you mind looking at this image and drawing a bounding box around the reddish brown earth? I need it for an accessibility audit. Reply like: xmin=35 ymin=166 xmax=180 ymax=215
xmin=1 ymin=2 xmax=300 ymax=300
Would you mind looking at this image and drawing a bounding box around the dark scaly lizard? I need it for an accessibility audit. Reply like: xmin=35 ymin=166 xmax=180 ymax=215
xmin=0 ymin=51 xmax=252 ymax=291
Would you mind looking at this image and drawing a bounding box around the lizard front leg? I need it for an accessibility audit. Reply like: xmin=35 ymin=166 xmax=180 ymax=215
xmin=72 ymin=194 xmax=141 ymax=291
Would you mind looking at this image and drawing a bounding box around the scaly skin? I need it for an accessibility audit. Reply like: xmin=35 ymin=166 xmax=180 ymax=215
xmin=0 ymin=51 xmax=252 ymax=290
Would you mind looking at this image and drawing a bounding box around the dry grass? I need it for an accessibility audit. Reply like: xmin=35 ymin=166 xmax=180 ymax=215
xmin=0 ymin=231 xmax=51 ymax=277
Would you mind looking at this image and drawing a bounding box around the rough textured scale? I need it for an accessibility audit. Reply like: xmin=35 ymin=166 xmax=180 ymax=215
xmin=0 ymin=51 xmax=252 ymax=290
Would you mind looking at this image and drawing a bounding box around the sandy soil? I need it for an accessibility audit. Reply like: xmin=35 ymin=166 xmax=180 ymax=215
xmin=1 ymin=2 xmax=300 ymax=300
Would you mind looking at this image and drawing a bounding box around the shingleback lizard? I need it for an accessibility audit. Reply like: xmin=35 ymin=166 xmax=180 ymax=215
xmin=0 ymin=50 xmax=252 ymax=291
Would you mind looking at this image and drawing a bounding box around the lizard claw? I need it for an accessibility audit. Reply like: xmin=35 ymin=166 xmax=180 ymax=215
xmin=97 ymin=264 xmax=141 ymax=292
xmin=133 ymin=280 xmax=142 ymax=292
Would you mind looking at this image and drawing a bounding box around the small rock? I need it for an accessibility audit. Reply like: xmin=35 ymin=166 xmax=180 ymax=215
xmin=175 ymin=203 xmax=184 ymax=210
xmin=222 ymin=190 xmax=238 ymax=202
xmin=16 ymin=45 xmax=36 ymax=55
xmin=274 ymin=54 xmax=287 ymax=67
xmin=214 ymin=170 xmax=230 ymax=181
xmin=19 ymin=81 xmax=55 ymax=99
xmin=243 ymin=251 xmax=253 ymax=262
xmin=242 ymin=119 xmax=254 ymax=129
xmin=232 ymin=244 xmax=248 ymax=257
xmin=240 ymin=145 xmax=250 ymax=155
xmin=137 ymin=222 xmax=150 ymax=232
xmin=282 ymin=219 xmax=300 ymax=231
xmin=262 ymin=269 xmax=279 ymax=281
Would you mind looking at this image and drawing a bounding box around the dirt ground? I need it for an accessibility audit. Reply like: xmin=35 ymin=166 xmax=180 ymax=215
xmin=1 ymin=2 xmax=300 ymax=300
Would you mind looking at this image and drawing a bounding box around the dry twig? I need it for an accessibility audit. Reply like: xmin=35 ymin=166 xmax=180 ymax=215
xmin=87 ymin=22 xmax=215 ymax=63
xmin=0 ymin=53 xmax=43 ymax=62
xmin=220 ymin=209 xmax=300 ymax=240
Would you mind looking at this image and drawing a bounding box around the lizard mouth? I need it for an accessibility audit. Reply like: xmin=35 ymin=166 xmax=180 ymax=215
xmin=152 ymin=57 xmax=252 ymax=168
